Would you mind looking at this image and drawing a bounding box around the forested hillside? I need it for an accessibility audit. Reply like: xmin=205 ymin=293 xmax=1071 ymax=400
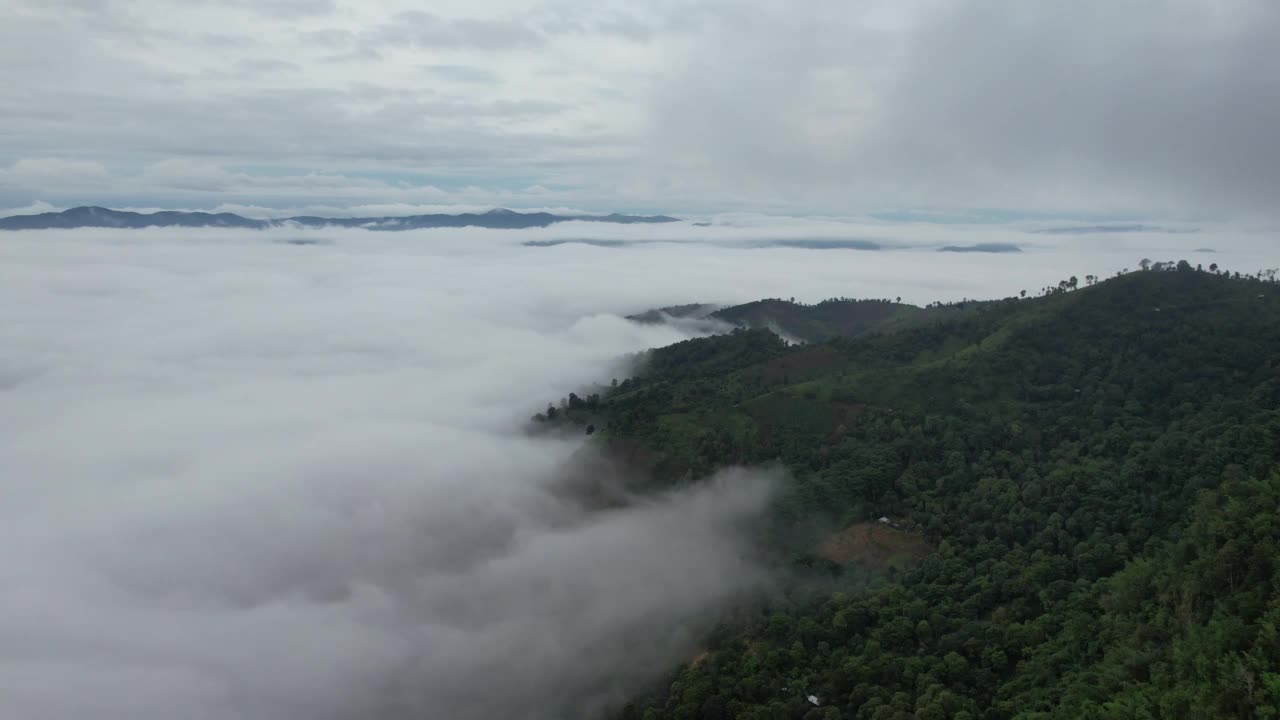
xmin=626 ymin=296 xmax=969 ymax=344
xmin=558 ymin=266 xmax=1280 ymax=719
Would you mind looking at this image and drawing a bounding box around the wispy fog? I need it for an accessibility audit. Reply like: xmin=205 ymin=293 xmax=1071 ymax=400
xmin=0 ymin=217 xmax=1274 ymax=719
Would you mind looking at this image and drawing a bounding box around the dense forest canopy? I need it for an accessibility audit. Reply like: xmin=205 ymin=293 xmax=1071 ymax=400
xmin=540 ymin=263 xmax=1280 ymax=719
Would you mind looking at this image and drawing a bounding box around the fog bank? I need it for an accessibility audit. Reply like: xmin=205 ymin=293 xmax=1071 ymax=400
xmin=0 ymin=217 xmax=1274 ymax=719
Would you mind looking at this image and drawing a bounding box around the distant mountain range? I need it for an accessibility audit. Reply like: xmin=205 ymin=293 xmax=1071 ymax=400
xmin=0 ymin=206 xmax=680 ymax=231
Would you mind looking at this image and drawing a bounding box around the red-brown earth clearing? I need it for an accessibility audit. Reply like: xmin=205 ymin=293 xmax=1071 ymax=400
xmin=817 ymin=522 xmax=932 ymax=569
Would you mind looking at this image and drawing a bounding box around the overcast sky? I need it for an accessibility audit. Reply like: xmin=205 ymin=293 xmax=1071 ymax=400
xmin=2 ymin=0 xmax=1278 ymax=216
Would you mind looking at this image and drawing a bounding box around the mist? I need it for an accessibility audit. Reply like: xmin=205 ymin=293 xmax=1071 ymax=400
xmin=0 ymin=216 xmax=1274 ymax=719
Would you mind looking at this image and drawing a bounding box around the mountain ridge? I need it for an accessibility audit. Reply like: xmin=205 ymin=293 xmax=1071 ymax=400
xmin=536 ymin=265 xmax=1280 ymax=718
xmin=0 ymin=205 xmax=681 ymax=231
xmin=627 ymin=296 xmax=991 ymax=344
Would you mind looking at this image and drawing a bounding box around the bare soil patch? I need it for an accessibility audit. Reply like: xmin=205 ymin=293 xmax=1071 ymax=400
xmin=817 ymin=522 xmax=932 ymax=569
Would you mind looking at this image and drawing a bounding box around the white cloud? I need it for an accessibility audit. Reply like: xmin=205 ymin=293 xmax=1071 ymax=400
xmin=0 ymin=200 xmax=60 ymax=216
xmin=0 ymin=226 xmax=784 ymax=720
xmin=422 ymin=63 xmax=503 ymax=84
xmin=0 ymin=159 xmax=112 ymax=189
xmin=366 ymin=10 xmax=546 ymax=50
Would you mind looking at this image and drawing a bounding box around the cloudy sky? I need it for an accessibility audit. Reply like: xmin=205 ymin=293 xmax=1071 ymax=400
xmin=3 ymin=0 xmax=1278 ymax=216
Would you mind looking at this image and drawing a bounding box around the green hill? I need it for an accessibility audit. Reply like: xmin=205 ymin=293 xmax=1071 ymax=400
xmin=708 ymin=299 xmax=925 ymax=343
xmin=562 ymin=266 xmax=1280 ymax=719
xmin=626 ymin=296 xmax=995 ymax=345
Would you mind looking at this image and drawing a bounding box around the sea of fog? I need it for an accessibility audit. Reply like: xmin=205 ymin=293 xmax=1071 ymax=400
xmin=0 ymin=216 xmax=1275 ymax=719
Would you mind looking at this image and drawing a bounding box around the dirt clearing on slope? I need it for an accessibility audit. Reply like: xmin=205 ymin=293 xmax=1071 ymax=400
xmin=817 ymin=522 xmax=932 ymax=569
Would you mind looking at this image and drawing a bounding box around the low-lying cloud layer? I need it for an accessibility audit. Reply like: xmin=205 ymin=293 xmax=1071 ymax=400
xmin=0 ymin=218 xmax=1275 ymax=719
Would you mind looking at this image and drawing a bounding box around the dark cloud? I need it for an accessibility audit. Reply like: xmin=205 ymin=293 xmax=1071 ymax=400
xmin=865 ymin=0 xmax=1280 ymax=211
xmin=651 ymin=0 xmax=1280 ymax=213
